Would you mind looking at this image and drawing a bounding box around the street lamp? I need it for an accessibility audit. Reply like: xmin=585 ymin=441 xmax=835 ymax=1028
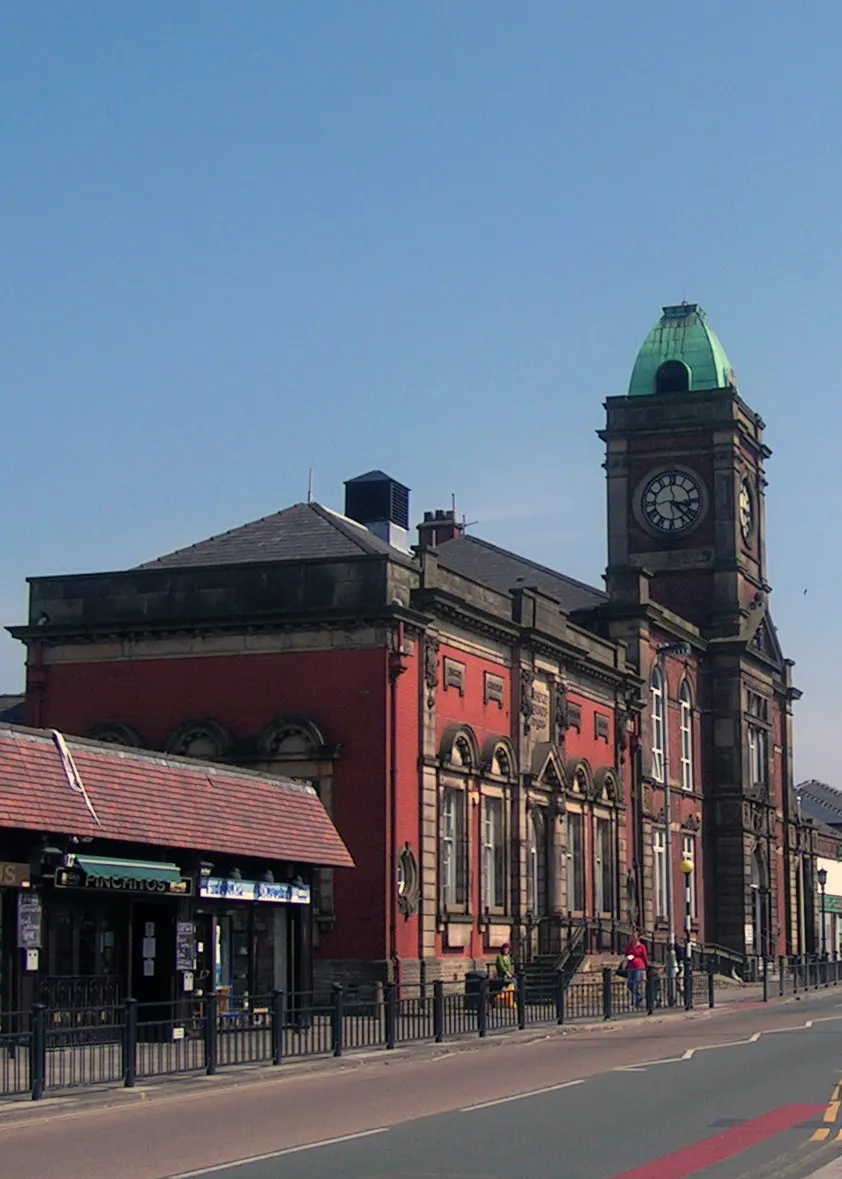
xmin=657 ymin=641 xmax=692 ymax=1007
xmin=680 ymin=857 xmax=694 ymax=955
xmin=818 ymin=867 xmax=828 ymax=960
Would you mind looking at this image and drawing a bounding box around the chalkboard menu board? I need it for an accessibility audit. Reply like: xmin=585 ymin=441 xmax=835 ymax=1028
xmin=17 ymin=893 xmax=42 ymax=950
xmin=175 ymin=921 xmax=195 ymax=971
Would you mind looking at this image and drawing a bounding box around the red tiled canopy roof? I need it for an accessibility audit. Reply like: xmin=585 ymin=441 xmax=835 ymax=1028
xmin=0 ymin=725 xmax=353 ymax=869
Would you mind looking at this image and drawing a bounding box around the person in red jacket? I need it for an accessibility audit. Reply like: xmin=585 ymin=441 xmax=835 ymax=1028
xmin=624 ymin=934 xmax=649 ymax=1009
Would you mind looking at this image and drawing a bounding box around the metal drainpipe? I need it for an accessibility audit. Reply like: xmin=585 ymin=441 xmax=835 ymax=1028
xmin=388 ymin=622 xmax=409 ymax=991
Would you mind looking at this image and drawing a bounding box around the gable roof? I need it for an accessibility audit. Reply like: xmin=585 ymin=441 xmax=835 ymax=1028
xmin=138 ymin=502 xmax=409 ymax=570
xmin=747 ymin=612 xmax=785 ymax=668
xmin=435 ymin=534 xmax=606 ymax=614
xmin=797 ymin=779 xmax=842 ymax=830
xmin=0 ymin=725 xmax=353 ymax=868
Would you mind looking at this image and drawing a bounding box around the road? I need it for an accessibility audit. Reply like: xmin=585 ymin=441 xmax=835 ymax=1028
xmin=3 ymin=991 xmax=842 ymax=1179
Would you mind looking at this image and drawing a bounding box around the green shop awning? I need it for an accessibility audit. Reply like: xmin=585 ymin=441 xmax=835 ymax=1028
xmin=74 ymin=856 xmax=183 ymax=885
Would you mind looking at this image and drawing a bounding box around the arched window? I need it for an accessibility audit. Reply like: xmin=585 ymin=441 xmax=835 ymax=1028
xmin=651 ymin=667 xmax=665 ymax=783
xmin=526 ymin=809 xmax=547 ymax=917
xmin=679 ymin=681 xmax=693 ymax=790
xmin=440 ymin=788 xmax=466 ymax=907
xmin=655 ymin=360 xmax=690 ymax=394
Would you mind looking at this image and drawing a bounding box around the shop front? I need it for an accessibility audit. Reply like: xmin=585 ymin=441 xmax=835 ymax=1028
xmin=192 ymin=875 xmax=313 ymax=1010
xmin=0 ymin=724 xmax=353 ymax=1021
xmin=39 ymin=854 xmax=193 ymax=1012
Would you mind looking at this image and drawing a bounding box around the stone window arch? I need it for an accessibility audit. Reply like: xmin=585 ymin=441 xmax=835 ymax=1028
xmin=480 ymin=735 xmax=517 ymax=782
xmin=679 ymin=678 xmax=694 ymax=790
xmin=257 ymin=717 xmax=328 ymax=759
xmin=87 ymin=722 xmax=144 ymax=749
xmin=438 ymin=725 xmax=479 ymax=773
xmin=165 ymin=718 xmax=233 ymax=760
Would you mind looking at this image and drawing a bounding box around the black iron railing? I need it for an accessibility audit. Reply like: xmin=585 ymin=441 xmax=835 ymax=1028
xmin=1 ymin=954 xmax=831 ymax=1102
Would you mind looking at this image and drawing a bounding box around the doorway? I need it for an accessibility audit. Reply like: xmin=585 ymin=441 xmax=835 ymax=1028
xmin=131 ymin=903 xmax=175 ymax=1017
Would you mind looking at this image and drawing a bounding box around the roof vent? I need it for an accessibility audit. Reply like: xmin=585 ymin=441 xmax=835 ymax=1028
xmin=344 ymin=471 xmax=412 ymax=553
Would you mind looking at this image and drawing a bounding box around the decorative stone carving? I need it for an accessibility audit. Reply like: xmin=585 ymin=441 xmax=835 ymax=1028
xmin=443 ymin=657 xmax=466 ymax=696
xmin=424 ymin=637 xmax=440 ymax=709
xmin=397 ymin=843 xmax=420 ymax=917
xmin=615 ymin=706 xmax=629 ymax=765
xmin=554 ymin=682 xmax=570 ymax=747
xmin=520 ymin=673 xmax=534 ymax=733
xmin=484 ymin=672 xmax=504 ymax=709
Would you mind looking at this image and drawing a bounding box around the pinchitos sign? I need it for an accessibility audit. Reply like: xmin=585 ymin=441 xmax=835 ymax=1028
xmin=54 ymin=869 xmax=193 ymax=896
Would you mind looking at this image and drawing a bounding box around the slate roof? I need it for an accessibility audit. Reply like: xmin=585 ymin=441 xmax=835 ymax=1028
xmin=797 ymin=780 xmax=842 ymax=830
xmin=138 ymin=502 xmax=407 ymax=570
xmin=0 ymin=725 xmax=353 ymax=868
xmin=435 ymin=534 xmax=606 ymax=613
xmin=0 ymin=695 xmax=24 ymax=725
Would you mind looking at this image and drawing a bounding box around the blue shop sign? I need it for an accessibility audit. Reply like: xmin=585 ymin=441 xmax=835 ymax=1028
xmin=198 ymin=877 xmax=310 ymax=905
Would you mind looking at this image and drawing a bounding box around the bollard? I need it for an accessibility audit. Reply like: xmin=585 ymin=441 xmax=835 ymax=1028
xmin=271 ymin=989 xmax=285 ymax=1066
xmin=123 ymin=997 xmax=138 ymax=1088
xmin=205 ymin=992 xmax=218 ymax=1076
xmin=707 ymin=964 xmax=715 ymax=1009
xmin=779 ymin=956 xmax=785 ymax=998
xmin=477 ymin=977 xmax=489 ymax=1038
xmin=646 ymin=966 xmax=656 ymax=1015
xmin=516 ymin=971 xmax=527 ymax=1031
xmin=385 ymin=982 xmax=397 ymax=1050
xmin=433 ymin=980 xmax=444 ymax=1043
xmin=555 ymin=972 xmax=566 ymax=1025
xmin=602 ymin=966 xmax=613 ymax=1020
xmin=29 ymin=1003 xmax=46 ymax=1101
xmin=762 ymin=956 xmax=768 ymax=1003
xmin=331 ymin=984 xmax=344 ymax=1057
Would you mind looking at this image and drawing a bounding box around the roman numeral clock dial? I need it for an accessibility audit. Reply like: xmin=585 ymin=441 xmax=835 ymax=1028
xmin=640 ymin=470 xmax=703 ymax=535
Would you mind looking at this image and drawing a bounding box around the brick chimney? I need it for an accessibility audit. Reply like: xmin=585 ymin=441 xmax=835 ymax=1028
xmin=416 ymin=509 xmax=464 ymax=550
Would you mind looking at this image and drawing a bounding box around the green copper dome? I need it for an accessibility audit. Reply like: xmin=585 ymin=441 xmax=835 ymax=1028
xmin=628 ymin=303 xmax=737 ymax=396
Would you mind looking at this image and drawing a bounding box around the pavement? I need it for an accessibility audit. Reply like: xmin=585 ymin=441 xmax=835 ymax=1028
xmin=2 ymin=988 xmax=842 ymax=1179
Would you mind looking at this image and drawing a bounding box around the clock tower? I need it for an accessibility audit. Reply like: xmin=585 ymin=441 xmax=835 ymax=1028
xmin=601 ymin=302 xmax=769 ymax=633
xmin=599 ymin=302 xmax=807 ymax=961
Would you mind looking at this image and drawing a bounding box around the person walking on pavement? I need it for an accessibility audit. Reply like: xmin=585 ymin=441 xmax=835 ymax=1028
xmin=624 ymin=933 xmax=649 ymax=1009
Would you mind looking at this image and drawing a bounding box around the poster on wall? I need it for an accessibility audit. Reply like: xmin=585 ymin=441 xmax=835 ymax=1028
xmin=17 ymin=893 xmax=42 ymax=950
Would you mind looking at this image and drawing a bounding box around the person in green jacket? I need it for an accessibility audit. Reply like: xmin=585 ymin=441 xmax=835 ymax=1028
xmin=495 ymin=942 xmax=515 ymax=981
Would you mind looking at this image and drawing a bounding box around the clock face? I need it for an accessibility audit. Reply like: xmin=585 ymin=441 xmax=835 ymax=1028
xmin=641 ymin=470 xmax=703 ymax=535
xmin=739 ymin=478 xmax=753 ymax=541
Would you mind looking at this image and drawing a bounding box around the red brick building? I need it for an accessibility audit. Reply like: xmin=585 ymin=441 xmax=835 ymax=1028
xmin=8 ymin=303 xmax=815 ymax=992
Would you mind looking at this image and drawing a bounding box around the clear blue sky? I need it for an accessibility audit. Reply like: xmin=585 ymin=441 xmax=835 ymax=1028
xmin=1 ymin=2 xmax=838 ymax=779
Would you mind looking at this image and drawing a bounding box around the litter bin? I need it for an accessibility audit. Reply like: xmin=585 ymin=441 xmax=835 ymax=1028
xmin=464 ymin=971 xmax=485 ymax=1013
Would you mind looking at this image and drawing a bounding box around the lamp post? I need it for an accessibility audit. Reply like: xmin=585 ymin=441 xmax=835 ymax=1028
xmin=818 ymin=867 xmax=828 ymax=960
xmin=657 ymin=641 xmax=692 ymax=1007
xmin=680 ymin=857 xmax=694 ymax=955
